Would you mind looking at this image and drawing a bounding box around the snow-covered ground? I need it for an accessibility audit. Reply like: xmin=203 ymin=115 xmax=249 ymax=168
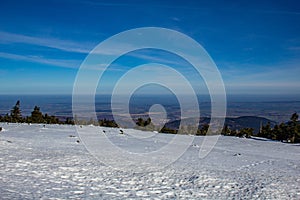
xmin=0 ymin=123 xmax=299 ymax=199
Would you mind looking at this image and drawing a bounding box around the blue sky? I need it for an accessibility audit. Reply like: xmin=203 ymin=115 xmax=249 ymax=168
xmin=0 ymin=0 xmax=299 ymax=95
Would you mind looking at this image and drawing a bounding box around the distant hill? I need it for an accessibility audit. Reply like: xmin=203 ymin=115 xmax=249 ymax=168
xmin=165 ymin=116 xmax=276 ymax=134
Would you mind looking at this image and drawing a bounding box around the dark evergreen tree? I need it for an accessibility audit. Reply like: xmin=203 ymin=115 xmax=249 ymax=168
xmin=196 ymin=124 xmax=209 ymax=136
xmin=136 ymin=117 xmax=152 ymax=127
xmin=290 ymin=112 xmax=299 ymax=123
xmin=260 ymin=122 xmax=272 ymax=138
xmin=135 ymin=117 xmax=155 ymax=131
xmin=230 ymin=129 xmax=238 ymax=136
xmin=279 ymin=123 xmax=288 ymax=141
xmin=136 ymin=118 xmax=144 ymax=127
xmin=98 ymin=119 xmax=119 ymax=128
xmin=203 ymin=123 xmax=209 ymax=135
xmin=272 ymin=125 xmax=280 ymax=141
xmin=4 ymin=113 xmax=11 ymax=122
xmin=11 ymin=100 xmax=22 ymax=123
xmin=31 ymin=106 xmax=44 ymax=123
xmin=44 ymin=114 xmax=60 ymax=124
xmin=237 ymin=128 xmax=253 ymax=138
xmin=287 ymin=112 xmax=299 ymax=143
xmin=65 ymin=117 xmax=75 ymax=125
xmin=296 ymin=122 xmax=300 ymax=143
xmin=160 ymin=126 xmax=177 ymax=134
xmin=221 ymin=125 xmax=231 ymax=136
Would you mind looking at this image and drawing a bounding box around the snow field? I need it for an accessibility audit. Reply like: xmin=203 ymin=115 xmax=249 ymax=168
xmin=0 ymin=123 xmax=299 ymax=199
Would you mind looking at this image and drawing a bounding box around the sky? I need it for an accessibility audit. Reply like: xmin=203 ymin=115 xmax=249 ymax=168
xmin=0 ymin=0 xmax=300 ymax=96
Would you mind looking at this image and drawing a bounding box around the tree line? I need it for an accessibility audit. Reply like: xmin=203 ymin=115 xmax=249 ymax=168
xmin=1 ymin=100 xmax=299 ymax=143
xmin=257 ymin=113 xmax=300 ymax=143
xmin=136 ymin=113 xmax=300 ymax=143
xmin=0 ymin=100 xmax=71 ymax=124
xmin=0 ymin=100 xmax=118 ymax=127
xmin=220 ymin=113 xmax=300 ymax=143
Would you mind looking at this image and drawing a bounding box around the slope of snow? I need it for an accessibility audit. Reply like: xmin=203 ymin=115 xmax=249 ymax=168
xmin=0 ymin=123 xmax=299 ymax=199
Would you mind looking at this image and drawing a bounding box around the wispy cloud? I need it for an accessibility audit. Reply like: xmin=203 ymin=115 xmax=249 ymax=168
xmin=128 ymin=51 xmax=216 ymax=73
xmin=129 ymin=52 xmax=188 ymax=67
xmin=0 ymin=31 xmax=93 ymax=54
xmin=0 ymin=52 xmax=80 ymax=69
xmin=0 ymin=51 xmax=129 ymax=71
xmin=171 ymin=17 xmax=181 ymax=22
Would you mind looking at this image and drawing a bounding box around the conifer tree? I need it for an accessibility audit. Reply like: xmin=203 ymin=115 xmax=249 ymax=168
xmin=290 ymin=112 xmax=299 ymax=123
xmin=221 ymin=125 xmax=231 ymax=136
xmin=31 ymin=106 xmax=44 ymax=123
xmin=288 ymin=112 xmax=299 ymax=143
xmin=238 ymin=128 xmax=253 ymax=138
xmin=10 ymin=100 xmax=22 ymax=123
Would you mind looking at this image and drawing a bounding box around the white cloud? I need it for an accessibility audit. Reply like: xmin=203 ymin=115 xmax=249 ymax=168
xmin=0 ymin=52 xmax=80 ymax=69
xmin=0 ymin=31 xmax=93 ymax=53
